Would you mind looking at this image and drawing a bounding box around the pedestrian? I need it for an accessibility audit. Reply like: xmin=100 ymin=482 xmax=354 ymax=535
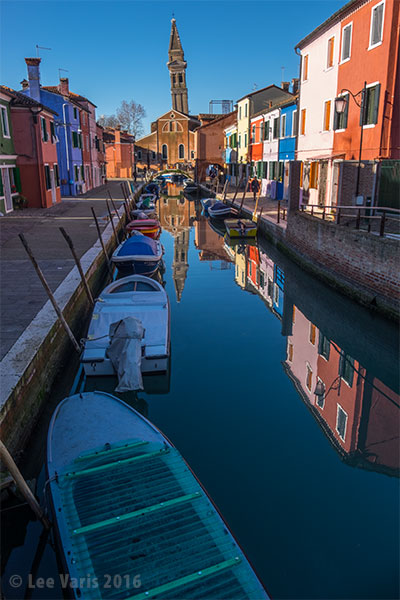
xmin=250 ymin=177 xmax=260 ymax=202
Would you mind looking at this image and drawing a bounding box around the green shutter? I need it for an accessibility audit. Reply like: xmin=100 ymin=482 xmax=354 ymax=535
xmin=372 ymin=83 xmax=381 ymax=124
xmin=13 ymin=167 xmax=21 ymax=193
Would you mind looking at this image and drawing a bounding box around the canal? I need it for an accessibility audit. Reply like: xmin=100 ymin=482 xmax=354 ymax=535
xmin=2 ymin=189 xmax=399 ymax=600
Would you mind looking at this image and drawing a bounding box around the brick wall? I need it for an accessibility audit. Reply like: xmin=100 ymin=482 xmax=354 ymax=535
xmin=338 ymin=161 xmax=377 ymax=206
xmin=286 ymin=211 xmax=400 ymax=314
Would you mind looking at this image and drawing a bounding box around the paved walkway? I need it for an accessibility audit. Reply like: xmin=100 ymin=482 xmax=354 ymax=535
xmin=0 ymin=180 xmax=137 ymax=360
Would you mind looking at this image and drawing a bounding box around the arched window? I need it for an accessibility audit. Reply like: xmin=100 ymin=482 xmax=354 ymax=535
xmin=162 ymin=144 xmax=168 ymax=160
xmin=178 ymin=144 xmax=184 ymax=159
xmin=169 ymin=121 xmax=174 ymax=132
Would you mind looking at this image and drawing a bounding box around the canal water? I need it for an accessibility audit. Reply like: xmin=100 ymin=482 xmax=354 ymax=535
xmin=2 ymin=190 xmax=399 ymax=600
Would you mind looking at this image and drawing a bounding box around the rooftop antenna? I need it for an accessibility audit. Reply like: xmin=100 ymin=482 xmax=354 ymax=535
xmin=58 ymin=68 xmax=69 ymax=79
xmin=36 ymin=44 xmax=51 ymax=58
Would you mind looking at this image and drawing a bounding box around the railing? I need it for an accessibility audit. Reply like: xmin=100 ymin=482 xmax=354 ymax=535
xmin=300 ymin=204 xmax=400 ymax=237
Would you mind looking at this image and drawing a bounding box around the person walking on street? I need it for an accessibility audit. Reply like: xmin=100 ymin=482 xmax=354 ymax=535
xmin=250 ymin=177 xmax=260 ymax=202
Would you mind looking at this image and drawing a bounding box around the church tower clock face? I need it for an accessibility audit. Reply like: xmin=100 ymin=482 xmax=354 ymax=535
xmin=167 ymin=18 xmax=189 ymax=115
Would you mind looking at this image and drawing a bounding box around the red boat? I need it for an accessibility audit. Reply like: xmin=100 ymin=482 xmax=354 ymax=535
xmin=126 ymin=218 xmax=161 ymax=239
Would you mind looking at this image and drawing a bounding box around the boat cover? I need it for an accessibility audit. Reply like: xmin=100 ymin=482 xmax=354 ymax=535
xmin=107 ymin=317 xmax=144 ymax=391
xmin=116 ymin=236 xmax=159 ymax=258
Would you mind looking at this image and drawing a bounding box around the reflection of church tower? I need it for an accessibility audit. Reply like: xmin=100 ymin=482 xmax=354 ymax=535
xmin=172 ymin=229 xmax=189 ymax=302
xmin=167 ymin=18 xmax=189 ymax=114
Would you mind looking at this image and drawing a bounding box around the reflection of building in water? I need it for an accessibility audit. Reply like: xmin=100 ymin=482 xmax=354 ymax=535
xmin=158 ymin=195 xmax=193 ymax=302
xmin=284 ymin=304 xmax=399 ymax=476
xmin=245 ymin=246 xmax=285 ymax=319
xmin=194 ymin=216 xmax=232 ymax=263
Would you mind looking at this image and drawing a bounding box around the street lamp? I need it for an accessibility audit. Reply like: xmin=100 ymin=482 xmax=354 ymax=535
xmin=334 ymin=81 xmax=367 ymax=200
xmin=314 ymin=375 xmax=342 ymax=400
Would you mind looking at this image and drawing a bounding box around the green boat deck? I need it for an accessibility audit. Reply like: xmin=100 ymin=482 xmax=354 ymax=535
xmin=57 ymin=438 xmax=267 ymax=599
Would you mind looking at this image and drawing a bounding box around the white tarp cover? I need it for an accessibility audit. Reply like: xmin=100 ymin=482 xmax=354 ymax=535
xmin=107 ymin=317 xmax=144 ymax=392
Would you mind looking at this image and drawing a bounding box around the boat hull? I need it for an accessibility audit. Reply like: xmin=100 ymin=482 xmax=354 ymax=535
xmin=225 ymin=218 xmax=257 ymax=238
xmin=82 ymin=353 xmax=169 ymax=376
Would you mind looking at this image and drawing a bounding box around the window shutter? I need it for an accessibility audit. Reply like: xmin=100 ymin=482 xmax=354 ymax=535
xmin=333 ymin=108 xmax=339 ymax=130
xmin=359 ymin=92 xmax=366 ymax=126
xmin=372 ymin=4 xmax=384 ymax=45
xmin=343 ymin=95 xmax=349 ymax=128
xmin=372 ymin=83 xmax=381 ymax=124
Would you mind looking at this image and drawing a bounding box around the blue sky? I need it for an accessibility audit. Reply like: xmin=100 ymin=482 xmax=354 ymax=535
xmin=1 ymin=0 xmax=344 ymax=133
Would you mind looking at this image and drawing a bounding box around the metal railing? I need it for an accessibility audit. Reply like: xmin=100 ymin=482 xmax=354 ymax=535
xmin=300 ymin=204 xmax=400 ymax=237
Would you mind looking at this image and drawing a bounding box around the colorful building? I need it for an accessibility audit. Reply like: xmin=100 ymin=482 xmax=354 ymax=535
xmin=278 ymin=97 xmax=298 ymax=200
xmin=195 ymin=110 xmax=236 ymax=181
xmin=103 ymin=127 xmax=135 ymax=179
xmin=2 ymin=86 xmax=61 ymax=209
xmin=0 ymin=89 xmax=19 ymax=213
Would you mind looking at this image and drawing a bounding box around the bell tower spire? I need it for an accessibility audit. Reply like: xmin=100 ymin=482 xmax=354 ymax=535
xmin=167 ymin=18 xmax=189 ymax=114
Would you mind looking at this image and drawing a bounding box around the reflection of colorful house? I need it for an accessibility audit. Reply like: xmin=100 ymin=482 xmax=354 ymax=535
xmin=284 ymin=304 xmax=399 ymax=475
xmin=273 ymin=264 xmax=284 ymax=317
xmin=194 ymin=215 xmax=231 ymax=263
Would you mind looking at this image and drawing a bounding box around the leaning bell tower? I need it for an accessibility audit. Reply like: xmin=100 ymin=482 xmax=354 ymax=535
xmin=167 ymin=18 xmax=189 ymax=114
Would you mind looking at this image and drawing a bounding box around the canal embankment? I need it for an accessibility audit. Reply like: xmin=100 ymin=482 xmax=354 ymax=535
xmin=0 ymin=180 xmax=143 ymax=454
xmin=218 ymin=182 xmax=399 ymax=321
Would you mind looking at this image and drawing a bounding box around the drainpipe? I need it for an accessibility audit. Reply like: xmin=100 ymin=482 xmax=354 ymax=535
xmin=62 ymin=103 xmax=71 ymax=195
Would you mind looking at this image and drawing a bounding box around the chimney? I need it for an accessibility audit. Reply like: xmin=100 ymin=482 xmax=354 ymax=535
xmin=25 ymin=57 xmax=41 ymax=101
xmin=20 ymin=79 xmax=29 ymax=91
xmin=59 ymin=77 xmax=69 ymax=96
xmin=291 ymin=78 xmax=299 ymax=95
xmin=281 ymin=81 xmax=290 ymax=92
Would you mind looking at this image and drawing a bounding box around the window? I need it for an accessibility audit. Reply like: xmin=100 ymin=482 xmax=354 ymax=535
xmin=361 ymin=84 xmax=381 ymax=126
xmin=341 ymin=23 xmax=352 ymax=61
xmin=292 ymin=110 xmax=298 ymax=136
xmin=273 ymin=117 xmax=279 ymax=139
xmin=318 ymin=333 xmax=331 ymax=360
xmin=178 ymin=144 xmax=184 ymax=159
xmin=178 ymin=73 xmax=183 ymax=83
xmin=339 ymin=352 xmax=355 ymax=387
xmin=191 ymin=150 xmax=195 ymax=159
xmin=0 ymin=105 xmax=10 ymax=137
xmin=78 ymin=133 xmax=82 ymax=149
xmin=169 ymin=121 xmax=174 ymax=132
xmin=336 ymin=405 xmax=348 ymax=441
xmin=44 ymin=165 xmax=51 ymax=190
xmin=306 ymin=364 xmax=313 ymax=392
xmin=369 ymin=1 xmax=384 ymax=48
xmin=333 ymin=93 xmax=349 ymax=130
xmin=152 ymin=151 xmax=156 ymax=159
xmin=41 ymin=117 xmax=48 ymax=142
xmin=281 ymin=114 xmax=286 ymax=138
xmin=300 ymin=109 xmax=306 ymax=135
xmin=80 ymin=165 xmax=84 ymax=181
xmin=54 ymin=163 xmax=60 ymax=187
xmin=238 ymin=135 xmax=241 ymax=148
xmin=245 ymin=103 xmax=248 ymax=117
xmin=309 ymin=323 xmax=316 ymax=345
xmin=315 ymin=378 xmax=325 ymax=408
xmin=239 ymin=106 xmax=242 ymax=119
xmin=288 ymin=343 xmax=293 ymax=362
xmin=264 ymin=121 xmax=269 ymax=140
xmin=74 ymin=165 xmax=79 ymax=181
xmin=172 ymin=74 xmax=176 ymax=84
xmin=259 ymin=271 xmax=265 ymax=288
xmin=73 ymin=107 xmax=78 ymax=120
xmin=162 ymin=144 xmax=168 ymax=160
xmin=72 ymin=131 xmax=79 ymax=148
xmin=327 ymin=36 xmax=334 ymax=68
xmin=269 ymin=161 xmax=276 ymax=180
xmin=310 ymin=161 xmax=319 ymax=188
xmin=50 ymin=121 xmax=56 ymax=143
xmin=302 ymin=54 xmax=309 ymax=81
xmin=323 ymin=100 xmax=331 ymax=131
xmin=137 ymin=150 xmax=142 ymax=160
xmin=251 ymin=124 xmax=256 ymax=143
xmin=244 ymin=132 xmax=247 ymax=147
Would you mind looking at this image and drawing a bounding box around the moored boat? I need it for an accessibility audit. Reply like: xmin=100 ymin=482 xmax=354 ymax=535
xmin=81 ymin=275 xmax=170 ymax=377
xmin=225 ymin=218 xmax=257 ymax=238
xmin=126 ymin=218 xmax=161 ymax=239
xmin=47 ymin=391 xmax=269 ymax=600
xmin=111 ymin=232 xmax=163 ymax=276
xmin=207 ymin=201 xmax=238 ymax=219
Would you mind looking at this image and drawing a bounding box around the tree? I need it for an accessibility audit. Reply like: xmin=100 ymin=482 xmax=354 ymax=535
xmin=116 ymin=100 xmax=146 ymax=138
xmin=97 ymin=114 xmax=120 ymax=128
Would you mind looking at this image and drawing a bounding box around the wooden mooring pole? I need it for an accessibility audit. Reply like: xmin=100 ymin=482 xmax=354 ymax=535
xmin=0 ymin=440 xmax=51 ymax=529
xmin=105 ymin=199 xmax=119 ymax=246
xmin=90 ymin=206 xmax=113 ymax=277
xmin=232 ymin=177 xmax=242 ymax=204
xmin=239 ymin=179 xmax=248 ymax=213
xmin=18 ymin=234 xmax=81 ymax=353
xmin=59 ymin=227 xmax=94 ymax=307
xmin=108 ymin=192 xmax=125 ymax=233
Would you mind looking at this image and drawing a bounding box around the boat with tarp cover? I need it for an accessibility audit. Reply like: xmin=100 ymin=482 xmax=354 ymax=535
xmin=47 ymin=391 xmax=269 ymax=600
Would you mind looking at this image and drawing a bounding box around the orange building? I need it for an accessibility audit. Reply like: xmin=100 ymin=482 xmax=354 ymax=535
xmin=103 ymin=126 xmax=135 ymax=179
xmin=333 ymin=0 xmax=400 ymax=160
xmin=195 ymin=110 xmax=237 ymax=180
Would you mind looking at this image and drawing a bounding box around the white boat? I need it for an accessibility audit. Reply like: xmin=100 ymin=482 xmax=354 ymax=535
xmin=47 ymin=391 xmax=269 ymax=600
xmin=81 ymin=275 xmax=170 ymax=378
xmin=207 ymin=201 xmax=237 ymax=219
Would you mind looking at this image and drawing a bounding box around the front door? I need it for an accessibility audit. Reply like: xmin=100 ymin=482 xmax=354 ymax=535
xmin=1 ymin=168 xmax=13 ymax=213
xmin=50 ymin=169 xmax=57 ymax=204
xmin=330 ymin=161 xmax=340 ymax=207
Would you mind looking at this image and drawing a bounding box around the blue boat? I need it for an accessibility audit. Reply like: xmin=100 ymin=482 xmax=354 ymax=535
xmin=208 ymin=201 xmax=237 ymax=220
xmin=144 ymin=182 xmax=160 ymax=198
xmin=111 ymin=232 xmax=163 ymax=276
xmin=47 ymin=391 xmax=270 ymax=600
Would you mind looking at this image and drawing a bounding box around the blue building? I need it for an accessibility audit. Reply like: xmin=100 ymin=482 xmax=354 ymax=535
xmin=278 ymin=98 xmax=297 ymax=200
xmin=23 ymin=58 xmax=84 ymax=196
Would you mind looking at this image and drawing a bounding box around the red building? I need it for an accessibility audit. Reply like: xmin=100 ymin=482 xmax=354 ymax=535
xmin=195 ymin=111 xmax=237 ymax=181
xmin=104 ymin=126 xmax=135 ymax=179
xmin=96 ymin=123 xmax=106 ymax=185
xmin=79 ymin=103 xmax=91 ymax=191
xmin=249 ymin=114 xmax=264 ymax=164
xmin=333 ymin=0 xmax=400 ymax=160
xmin=2 ymin=86 xmax=61 ymax=208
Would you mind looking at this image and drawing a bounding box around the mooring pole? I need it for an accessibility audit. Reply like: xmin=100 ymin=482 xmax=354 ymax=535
xmin=105 ymin=199 xmax=119 ymax=245
xmin=0 ymin=440 xmax=51 ymax=529
xmin=222 ymin=180 xmax=228 ymax=203
xmin=18 ymin=234 xmax=81 ymax=353
xmin=59 ymin=227 xmax=94 ymax=307
xmin=239 ymin=178 xmax=248 ymax=213
xmin=90 ymin=206 xmax=113 ymax=277
xmin=108 ymin=192 xmax=124 ymax=230
xmin=232 ymin=176 xmax=242 ymax=204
